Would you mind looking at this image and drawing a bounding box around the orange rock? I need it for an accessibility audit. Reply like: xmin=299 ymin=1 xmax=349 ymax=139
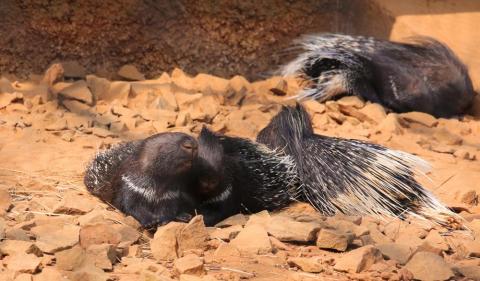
xmin=288 ymin=257 xmax=324 ymax=273
xmin=333 ymin=245 xmax=383 ymax=273
xmin=5 ymin=253 xmax=41 ymax=274
xmin=55 ymin=245 xmax=86 ymax=271
xmin=177 ymin=216 xmax=208 ymax=256
xmin=150 ymin=221 xmax=185 ymax=261
xmin=174 ymin=254 xmax=205 ymax=276
xmin=316 ymin=228 xmax=354 ymax=252
xmin=117 ymin=64 xmax=145 ymax=81
xmin=0 ymin=189 xmax=12 ymax=215
xmin=80 ymin=224 xmax=122 ymax=248
xmin=405 ymin=251 xmax=454 ymax=281
xmin=230 ymin=224 xmax=272 ymax=255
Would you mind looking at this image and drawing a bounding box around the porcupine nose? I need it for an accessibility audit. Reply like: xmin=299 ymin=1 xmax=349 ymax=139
xmin=181 ymin=138 xmax=198 ymax=157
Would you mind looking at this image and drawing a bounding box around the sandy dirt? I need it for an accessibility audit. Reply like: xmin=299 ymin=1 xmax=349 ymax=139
xmin=0 ymin=67 xmax=479 ymax=280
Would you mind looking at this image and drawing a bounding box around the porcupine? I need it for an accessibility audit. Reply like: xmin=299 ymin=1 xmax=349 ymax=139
xmin=83 ymin=128 xmax=298 ymax=227
xmin=256 ymin=104 xmax=462 ymax=228
xmin=281 ymin=33 xmax=475 ymax=118
xmin=84 ymin=132 xmax=199 ymax=228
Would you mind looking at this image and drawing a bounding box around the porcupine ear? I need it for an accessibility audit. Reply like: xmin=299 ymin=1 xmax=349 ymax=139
xmin=198 ymin=126 xmax=224 ymax=172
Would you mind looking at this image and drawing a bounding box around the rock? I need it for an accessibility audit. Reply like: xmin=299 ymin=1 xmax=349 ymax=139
xmin=469 ymin=219 xmax=480 ymax=237
xmin=303 ymin=100 xmax=326 ymax=114
xmin=118 ymin=65 xmax=145 ymax=81
xmin=55 ymin=245 xmax=86 ymax=271
xmin=0 ymin=240 xmax=42 ymax=257
xmin=266 ymin=216 xmax=321 ymax=243
xmin=213 ymin=243 xmax=241 ymax=262
xmin=151 ymin=221 xmax=185 ymax=261
xmin=0 ymin=218 xmax=5 ymax=239
xmin=337 ymin=96 xmax=365 ymax=109
xmin=359 ymin=103 xmax=387 ymax=124
xmin=86 ymin=75 xmax=111 ymax=101
xmin=14 ymin=273 xmax=32 ymax=281
xmin=175 ymin=92 xmax=203 ymax=110
xmin=45 ymin=119 xmax=68 ymax=131
xmin=5 ymin=228 xmax=30 ymax=241
xmin=215 ymin=214 xmax=247 ymax=227
xmin=61 ymin=61 xmax=86 ymax=78
xmin=42 ymin=63 xmax=64 ymax=86
xmin=325 ymin=218 xmax=368 ymax=237
xmin=104 ymin=81 xmax=131 ymax=105
xmin=460 ymin=240 xmax=480 ymax=257
xmin=287 ymin=257 xmax=324 ymax=273
xmin=244 ymin=210 xmax=271 ymax=228
xmin=454 ymin=148 xmax=477 ymax=161
xmin=334 ymin=245 xmax=383 ymax=273
xmin=230 ymin=224 xmax=272 ymax=255
xmin=188 ymin=95 xmax=220 ymax=122
xmin=377 ymin=243 xmax=413 ymax=265
xmin=5 ymin=253 xmax=41 ymax=274
xmin=194 ymin=73 xmax=229 ymax=93
xmin=80 ymin=224 xmax=122 ymax=248
xmin=86 ymin=244 xmax=117 ymax=270
xmin=421 ymin=231 xmax=449 ymax=253
xmin=53 ymin=193 xmax=96 ymax=215
xmin=59 ymin=80 xmax=93 ymax=105
xmin=376 ymin=113 xmax=403 ymax=135
xmin=31 ymin=224 xmax=80 ymax=254
xmin=111 ymin=224 xmax=141 ymax=245
xmin=209 ymin=225 xmax=242 ymax=241
xmin=0 ymin=92 xmax=22 ymax=109
xmin=177 ymin=216 xmax=208 ymax=256
xmin=316 ymin=228 xmax=354 ymax=252
xmin=174 ymin=254 xmax=205 ymax=275
xmin=457 ymin=265 xmax=480 ymax=280
xmin=433 ymin=128 xmax=463 ymax=145
xmin=0 ymin=189 xmax=12 ymax=215
xmin=91 ymin=127 xmax=117 ymax=138
xmin=33 ymin=267 xmax=69 ymax=281
xmin=400 ymin=112 xmax=438 ymax=127
xmin=405 ymin=251 xmax=454 ymax=281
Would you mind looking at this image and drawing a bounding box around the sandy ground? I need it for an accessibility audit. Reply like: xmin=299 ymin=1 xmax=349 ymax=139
xmin=0 ymin=67 xmax=479 ymax=280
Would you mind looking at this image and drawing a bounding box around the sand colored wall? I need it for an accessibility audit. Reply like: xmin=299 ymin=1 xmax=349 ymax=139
xmin=372 ymin=0 xmax=480 ymax=89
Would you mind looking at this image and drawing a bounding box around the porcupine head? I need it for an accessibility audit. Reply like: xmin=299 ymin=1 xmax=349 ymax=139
xmin=190 ymin=127 xmax=229 ymax=201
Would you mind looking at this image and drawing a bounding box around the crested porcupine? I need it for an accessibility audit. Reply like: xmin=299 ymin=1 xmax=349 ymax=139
xmin=257 ymin=104 xmax=462 ymax=228
xmin=188 ymin=126 xmax=298 ymax=226
xmin=84 ymin=132 xmax=199 ymax=228
xmin=281 ymin=33 xmax=474 ymax=118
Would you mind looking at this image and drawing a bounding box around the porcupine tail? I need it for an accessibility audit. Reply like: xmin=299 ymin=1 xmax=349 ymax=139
xmin=258 ymin=104 xmax=464 ymax=229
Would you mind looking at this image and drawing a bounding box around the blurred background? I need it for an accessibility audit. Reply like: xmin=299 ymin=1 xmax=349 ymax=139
xmin=1 ymin=0 xmax=479 ymax=88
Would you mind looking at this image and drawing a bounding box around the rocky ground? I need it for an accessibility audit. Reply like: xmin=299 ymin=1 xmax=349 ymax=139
xmin=0 ymin=64 xmax=479 ymax=281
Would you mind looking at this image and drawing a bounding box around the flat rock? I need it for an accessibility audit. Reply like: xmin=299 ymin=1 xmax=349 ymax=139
xmin=31 ymin=224 xmax=80 ymax=254
xmin=188 ymin=95 xmax=220 ymax=122
xmin=230 ymin=224 xmax=272 ymax=255
xmin=0 ymin=92 xmax=21 ymax=109
xmin=79 ymin=223 xmax=122 ymax=248
xmin=194 ymin=73 xmax=229 ymax=93
xmin=401 ymin=111 xmax=438 ymax=127
xmin=334 ymin=245 xmax=383 ymax=273
xmin=287 ymin=257 xmax=324 ymax=273
xmin=33 ymin=267 xmax=69 ymax=281
xmin=5 ymin=228 xmax=30 ymax=241
xmin=104 ymin=81 xmax=131 ymax=104
xmin=377 ymin=243 xmax=413 ymax=265
xmin=303 ymin=100 xmax=326 ymax=114
xmin=174 ymin=254 xmax=205 ymax=275
xmin=244 ymin=210 xmax=271 ymax=228
xmin=117 ymin=65 xmax=145 ymax=81
xmin=213 ymin=243 xmax=241 ymax=262
xmin=177 ymin=215 xmax=208 ymax=256
xmin=421 ymin=231 xmax=449 ymax=253
xmin=13 ymin=273 xmax=32 ymax=281
xmin=0 ymin=218 xmax=5 ymax=239
xmin=266 ymin=216 xmax=321 ymax=243
xmin=53 ymin=193 xmax=96 ymax=215
xmin=5 ymin=253 xmax=41 ymax=274
xmin=359 ymin=103 xmax=387 ymax=124
xmin=91 ymin=127 xmax=117 ymax=138
xmin=0 ymin=240 xmax=42 ymax=257
xmin=0 ymin=189 xmax=12 ymax=215
xmin=55 ymin=245 xmax=86 ymax=271
xmin=405 ymin=251 xmax=454 ymax=281
xmin=59 ymin=80 xmax=93 ymax=105
xmin=209 ymin=225 xmax=242 ymax=241
xmin=151 ymin=221 xmax=185 ymax=261
xmin=316 ymin=228 xmax=354 ymax=252
xmin=457 ymin=265 xmax=480 ymax=280
xmin=433 ymin=128 xmax=463 ymax=145
xmin=376 ymin=113 xmax=403 ymax=135
xmin=86 ymin=244 xmax=117 ymax=270
xmin=337 ymin=96 xmax=365 ymax=109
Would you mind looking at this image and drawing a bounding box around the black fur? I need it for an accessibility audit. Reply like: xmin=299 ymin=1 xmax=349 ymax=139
xmin=84 ymin=132 xmax=198 ymax=228
xmin=284 ymin=34 xmax=475 ymax=118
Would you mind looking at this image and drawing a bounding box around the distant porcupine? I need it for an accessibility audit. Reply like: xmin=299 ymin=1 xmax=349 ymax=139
xmin=281 ymin=34 xmax=474 ymax=118
xmin=84 ymin=132 xmax=198 ymax=228
xmin=257 ymin=104 xmax=462 ymax=228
